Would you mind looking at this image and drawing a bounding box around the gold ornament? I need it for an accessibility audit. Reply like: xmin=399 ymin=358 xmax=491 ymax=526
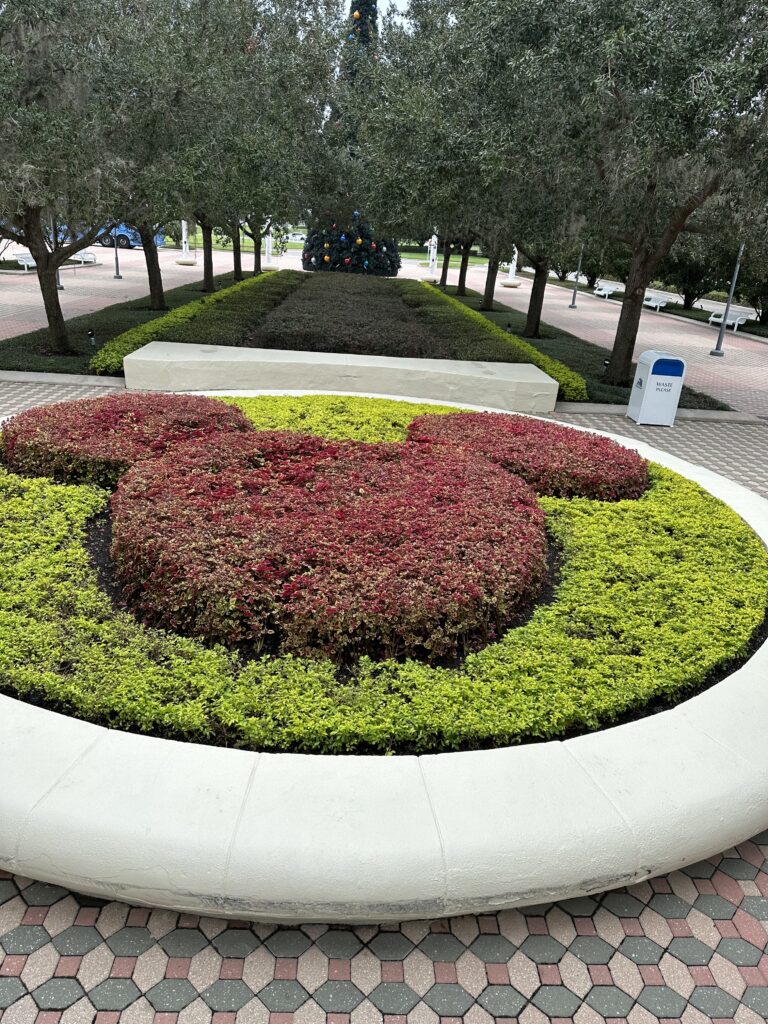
xmin=323 ymin=254 xmax=331 ymax=262
xmin=355 ymin=237 xmax=363 ymax=245
xmin=324 ymin=242 xmax=330 ymax=248
xmin=353 ymin=10 xmax=361 ymax=19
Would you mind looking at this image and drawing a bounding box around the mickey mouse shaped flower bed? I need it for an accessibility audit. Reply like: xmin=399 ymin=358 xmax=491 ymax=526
xmin=1 ymin=392 xmax=766 ymax=753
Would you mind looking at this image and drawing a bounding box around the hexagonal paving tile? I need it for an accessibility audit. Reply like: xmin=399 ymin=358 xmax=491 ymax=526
xmin=0 ymin=978 xmax=26 ymax=1009
xmin=648 ymin=894 xmax=692 ymax=919
xmin=667 ymin=937 xmax=715 ymax=966
xmin=636 ymin=985 xmax=687 ymax=1017
xmin=0 ymin=925 xmax=50 ymax=954
xmin=106 ymin=927 xmax=155 ymax=956
xmin=586 ymin=985 xmax=634 ymax=1017
xmin=601 ymin=892 xmax=646 ymax=917
xmin=718 ymin=857 xmax=758 ymax=880
xmin=569 ymin=936 xmax=615 ymax=964
xmin=688 ymin=986 xmax=740 ymax=1017
xmin=692 ymin=894 xmax=737 ymax=919
xmin=558 ymin=896 xmax=599 ymax=916
xmin=158 ymin=928 xmax=208 ymax=957
xmin=201 ymin=980 xmax=254 ymax=1011
xmin=17 ymin=882 xmax=69 ymax=906
xmin=423 ymin=982 xmax=475 ymax=1016
xmin=33 ymin=979 xmax=85 ymax=1010
xmin=681 ymin=860 xmax=717 ymax=879
xmin=89 ymin=979 xmax=142 ymax=1011
xmin=418 ymin=934 xmax=466 ymax=962
xmin=469 ymin=934 xmax=516 ymax=963
xmin=313 ymin=980 xmax=365 ymax=1012
xmin=617 ymin=936 xmax=666 ymax=964
xmin=716 ymin=937 xmax=763 ymax=966
xmin=0 ymin=879 xmax=18 ymax=904
xmin=531 ymin=985 xmax=581 ymax=1017
xmin=367 ymin=932 xmax=415 ymax=961
xmin=742 ymin=985 xmax=768 ymax=1015
xmin=368 ymin=982 xmax=421 ymax=1014
xmin=478 ymin=984 xmax=527 ymax=1016
xmin=146 ymin=979 xmax=198 ymax=1011
xmin=52 ymin=925 xmax=103 ymax=955
xmin=316 ymin=929 xmax=364 ymax=959
xmin=741 ymin=895 xmax=768 ymax=919
xmin=519 ymin=935 xmax=567 ymax=964
xmin=258 ymin=980 xmax=309 ymax=1012
xmin=264 ymin=929 xmax=312 ymax=958
xmin=211 ymin=928 xmax=261 ymax=958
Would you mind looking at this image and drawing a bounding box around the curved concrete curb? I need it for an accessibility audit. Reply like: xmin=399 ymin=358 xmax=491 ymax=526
xmin=1 ymin=396 xmax=767 ymax=923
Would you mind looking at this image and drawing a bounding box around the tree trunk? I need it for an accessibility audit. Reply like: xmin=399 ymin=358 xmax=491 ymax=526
xmin=439 ymin=239 xmax=452 ymax=287
xmin=586 ymin=272 xmax=598 ymax=288
xmin=196 ymin=212 xmax=215 ymax=292
xmin=36 ymin=261 xmax=71 ymax=353
xmin=682 ymin=291 xmax=696 ymax=310
xmin=759 ymin=307 xmax=768 ymax=325
xmin=244 ymin=219 xmax=262 ymax=275
xmin=481 ymin=256 xmax=500 ymax=310
xmin=137 ymin=222 xmax=166 ymax=310
xmin=524 ymin=262 xmax=549 ymax=338
xmin=456 ymin=240 xmax=472 ymax=295
xmin=232 ymin=222 xmax=243 ymax=282
xmin=605 ymin=252 xmax=649 ymax=385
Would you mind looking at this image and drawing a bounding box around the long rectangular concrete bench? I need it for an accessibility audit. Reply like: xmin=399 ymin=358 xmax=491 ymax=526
xmin=123 ymin=342 xmax=560 ymax=414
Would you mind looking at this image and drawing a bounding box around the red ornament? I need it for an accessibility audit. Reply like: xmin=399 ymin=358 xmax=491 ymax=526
xmin=371 ymin=243 xmax=377 ymax=251
xmin=344 ymin=257 xmax=351 ymax=265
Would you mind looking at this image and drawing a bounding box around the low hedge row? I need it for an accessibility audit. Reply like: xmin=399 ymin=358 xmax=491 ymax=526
xmin=409 ymin=412 xmax=649 ymax=501
xmin=1 ymin=395 xmax=766 ymax=753
xmin=1 ymin=393 xmax=252 ymax=488
xmin=396 ymin=281 xmax=589 ymax=402
xmin=89 ymin=270 xmax=307 ymax=375
xmin=112 ymin=431 xmax=547 ymax=661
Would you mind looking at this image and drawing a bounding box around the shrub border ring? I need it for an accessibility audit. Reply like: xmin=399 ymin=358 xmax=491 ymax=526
xmin=1 ymin=394 xmax=767 ymax=923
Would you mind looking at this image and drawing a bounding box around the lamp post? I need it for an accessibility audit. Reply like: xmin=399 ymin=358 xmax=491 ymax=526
xmin=113 ymin=229 xmax=122 ymax=280
xmin=710 ymin=241 xmax=745 ymax=357
xmin=569 ymin=244 xmax=584 ymax=309
xmin=181 ymin=219 xmax=190 ymax=259
xmin=507 ymin=246 xmax=518 ymax=282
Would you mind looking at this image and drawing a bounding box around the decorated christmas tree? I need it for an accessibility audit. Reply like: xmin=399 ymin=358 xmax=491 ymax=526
xmin=302 ymin=2 xmax=400 ymax=277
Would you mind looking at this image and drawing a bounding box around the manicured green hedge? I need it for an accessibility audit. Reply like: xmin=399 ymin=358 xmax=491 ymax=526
xmin=89 ymin=270 xmax=306 ymax=375
xmin=397 ymin=281 xmax=589 ymax=401
xmin=1 ymin=395 xmax=766 ymax=753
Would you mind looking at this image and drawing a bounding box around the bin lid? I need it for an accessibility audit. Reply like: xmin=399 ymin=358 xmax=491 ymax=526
xmin=636 ymin=350 xmax=686 ymax=375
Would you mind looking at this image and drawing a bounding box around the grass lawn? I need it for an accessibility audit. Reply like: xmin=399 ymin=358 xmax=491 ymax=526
xmin=445 ymin=287 xmax=729 ymax=410
xmin=0 ymin=271 xmax=240 ymax=375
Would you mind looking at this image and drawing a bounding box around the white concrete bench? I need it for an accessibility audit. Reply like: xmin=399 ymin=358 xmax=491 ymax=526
xmin=643 ymin=295 xmax=667 ymax=312
xmin=16 ymin=253 xmax=36 ymax=271
xmin=709 ymin=311 xmax=748 ymax=332
xmin=593 ymin=283 xmax=617 ymax=298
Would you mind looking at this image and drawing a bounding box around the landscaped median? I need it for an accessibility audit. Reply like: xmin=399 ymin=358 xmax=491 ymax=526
xmin=89 ymin=270 xmax=588 ymax=402
xmin=1 ymin=393 xmax=765 ymax=754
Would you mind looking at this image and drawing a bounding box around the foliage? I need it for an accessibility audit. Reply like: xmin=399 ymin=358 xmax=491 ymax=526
xmin=89 ymin=270 xmax=306 ymax=374
xmin=408 ymin=412 xmax=649 ymax=501
xmin=657 ymin=231 xmax=732 ymax=309
xmin=112 ymin=430 xmax=547 ymax=661
xmin=1 ymin=393 xmax=252 ymax=488
xmin=302 ymin=214 xmax=401 ymax=276
xmin=1 ymin=392 xmax=766 ymax=751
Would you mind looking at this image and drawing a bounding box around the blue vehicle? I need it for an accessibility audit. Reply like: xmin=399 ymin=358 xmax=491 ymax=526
xmin=97 ymin=224 xmax=166 ymax=249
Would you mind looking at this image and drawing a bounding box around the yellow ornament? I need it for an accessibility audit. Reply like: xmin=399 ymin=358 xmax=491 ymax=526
xmin=353 ymin=10 xmax=361 ymax=19
xmin=355 ymin=236 xmax=363 ymax=245
xmin=324 ymin=242 xmax=330 ymax=249
xmin=323 ymin=255 xmax=331 ymax=263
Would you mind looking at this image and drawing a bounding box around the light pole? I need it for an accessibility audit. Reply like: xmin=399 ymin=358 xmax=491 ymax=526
xmin=569 ymin=244 xmax=584 ymax=309
xmin=113 ymin=229 xmax=122 ymax=280
xmin=710 ymin=241 xmax=745 ymax=357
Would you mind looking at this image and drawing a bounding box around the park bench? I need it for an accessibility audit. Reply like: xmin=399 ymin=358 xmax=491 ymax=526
xmin=72 ymin=250 xmax=97 ymax=266
xmin=708 ymin=311 xmax=748 ymax=332
xmin=15 ymin=253 xmax=36 ymax=271
xmin=593 ymin=283 xmax=617 ymax=298
xmin=643 ymin=294 xmax=667 ymax=312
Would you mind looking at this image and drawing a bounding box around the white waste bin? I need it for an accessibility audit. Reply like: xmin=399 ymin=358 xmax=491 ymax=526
xmin=626 ymin=350 xmax=686 ymax=427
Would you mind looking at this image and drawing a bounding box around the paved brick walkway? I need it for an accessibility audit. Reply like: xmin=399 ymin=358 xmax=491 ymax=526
xmin=2 ymin=380 xmax=768 ymax=1021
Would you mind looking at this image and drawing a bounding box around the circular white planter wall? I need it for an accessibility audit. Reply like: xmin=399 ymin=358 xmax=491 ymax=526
xmin=1 ymin=398 xmax=767 ymax=923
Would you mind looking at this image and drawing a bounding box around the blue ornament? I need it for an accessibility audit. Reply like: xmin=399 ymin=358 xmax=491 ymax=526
xmin=353 ymin=210 xmax=361 ymax=219
xmin=348 ymin=33 xmax=355 ymax=39
xmin=340 ymin=233 xmax=346 ymax=241
xmin=364 ymin=260 xmax=369 ymax=269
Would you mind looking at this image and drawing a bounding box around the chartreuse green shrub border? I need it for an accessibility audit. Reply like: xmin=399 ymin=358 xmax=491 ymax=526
xmin=89 ymin=270 xmax=306 ymax=376
xmin=1 ymin=395 xmax=766 ymax=753
xmin=397 ymin=281 xmax=589 ymax=402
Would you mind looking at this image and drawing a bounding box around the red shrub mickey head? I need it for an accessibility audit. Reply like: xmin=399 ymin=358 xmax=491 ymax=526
xmin=110 ymin=431 xmax=549 ymax=661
